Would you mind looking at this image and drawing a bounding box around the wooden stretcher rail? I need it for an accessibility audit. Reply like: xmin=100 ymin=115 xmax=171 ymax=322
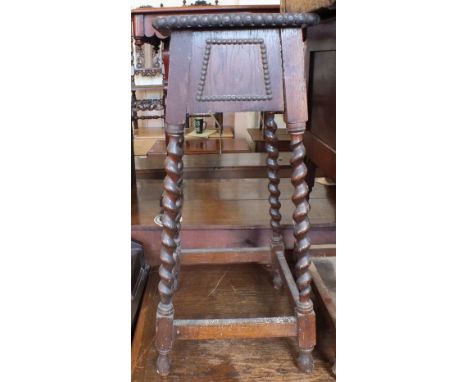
xmin=131 ymin=228 xmax=336 ymax=267
xmin=174 ymin=316 xmax=297 ymax=340
xmin=180 ymin=247 xmax=271 ymax=265
xmin=276 ymin=250 xmax=300 ymax=304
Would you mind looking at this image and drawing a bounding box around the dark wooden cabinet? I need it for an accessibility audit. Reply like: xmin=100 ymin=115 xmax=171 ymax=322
xmin=305 ymin=17 xmax=336 ymax=181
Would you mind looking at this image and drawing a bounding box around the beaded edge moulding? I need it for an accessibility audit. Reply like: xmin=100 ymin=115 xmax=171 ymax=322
xmin=153 ymin=13 xmax=320 ymax=30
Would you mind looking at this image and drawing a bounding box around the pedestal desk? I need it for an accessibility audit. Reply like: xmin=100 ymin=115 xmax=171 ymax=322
xmin=151 ymin=12 xmax=321 ymax=376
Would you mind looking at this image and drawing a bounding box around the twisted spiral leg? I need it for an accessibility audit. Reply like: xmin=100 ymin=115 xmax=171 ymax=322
xmin=265 ymin=112 xmax=283 ymax=289
xmin=156 ymin=129 xmax=184 ymax=376
xmin=172 ymin=134 xmax=184 ymax=292
xmin=290 ymin=131 xmax=315 ymax=373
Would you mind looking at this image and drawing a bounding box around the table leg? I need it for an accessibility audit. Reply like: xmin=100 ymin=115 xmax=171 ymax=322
xmin=290 ymin=129 xmax=315 ymax=373
xmin=156 ymin=127 xmax=184 ymax=376
xmin=172 ymin=133 xmax=184 ymax=292
xmin=265 ymin=112 xmax=284 ymax=289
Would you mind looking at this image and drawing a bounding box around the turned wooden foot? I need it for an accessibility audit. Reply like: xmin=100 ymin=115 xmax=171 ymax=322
xmin=297 ymin=349 xmax=315 ymax=373
xmin=156 ymin=351 xmax=171 ymax=376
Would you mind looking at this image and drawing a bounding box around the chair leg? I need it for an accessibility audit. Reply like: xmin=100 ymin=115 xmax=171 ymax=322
xmin=290 ymin=130 xmax=315 ymax=373
xmin=155 ymin=127 xmax=184 ymax=376
xmin=265 ymin=112 xmax=284 ymax=289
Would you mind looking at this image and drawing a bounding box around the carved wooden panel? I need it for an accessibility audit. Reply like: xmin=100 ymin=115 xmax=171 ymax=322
xmin=188 ymin=29 xmax=284 ymax=114
xmin=196 ymin=38 xmax=272 ymax=103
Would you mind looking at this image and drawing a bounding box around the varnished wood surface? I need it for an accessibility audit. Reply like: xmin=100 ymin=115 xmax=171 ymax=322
xmin=134 ymin=139 xmax=158 ymax=157
xmin=311 ymin=257 xmax=336 ymax=368
xmin=304 ymin=132 xmax=336 ymax=180
xmin=280 ymin=28 xmax=309 ymax=126
xmin=133 ymin=127 xmax=234 ymax=141
xmin=135 ymin=152 xmax=292 ymax=179
xmin=248 ymin=128 xmax=291 ymax=141
xmin=311 ymin=257 xmax=336 ymax=320
xmin=133 ymin=128 xmax=165 ymax=156
xmin=186 ymin=127 xmax=235 ymax=139
xmin=147 ymin=138 xmax=251 ymax=156
xmin=137 ymin=152 xmax=291 ymax=170
xmin=305 ymin=17 xmax=336 ymax=181
xmin=132 ymin=4 xmax=279 ymax=15
xmin=247 ymin=128 xmax=291 ymax=152
xmin=131 ymin=175 xmax=335 ymax=266
xmin=131 ymin=84 xmax=165 ymax=91
xmin=132 ymin=5 xmax=280 ymax=39
xmin=132 ymin=226 xmax=335 ymax=267
xmin=134 ymin=127 xmax=165 ymax=140
xmin=188 ymin=30 xmax=284 ymax=114
xmin=132 ymin=178 xmax=335 ymax=227
xmin=175 ymin=317 xmax=297 ymax=340
xmin=132 ymin=265 xmax=335 ymax=381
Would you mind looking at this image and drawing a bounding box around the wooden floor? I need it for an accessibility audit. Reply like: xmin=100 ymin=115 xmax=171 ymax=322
xmin=132 ymin=264 xmax=336 ymax=382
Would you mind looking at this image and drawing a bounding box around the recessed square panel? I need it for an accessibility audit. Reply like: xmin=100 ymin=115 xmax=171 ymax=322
xmin=196 ymin=39 xmax=272 ymax=103
xmin=188 ymin=29 xmax=284 ymax=114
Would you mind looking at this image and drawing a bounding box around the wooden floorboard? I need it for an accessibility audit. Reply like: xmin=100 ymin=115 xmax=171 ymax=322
xmin=132 ymin=265 xmax=335 ymax=382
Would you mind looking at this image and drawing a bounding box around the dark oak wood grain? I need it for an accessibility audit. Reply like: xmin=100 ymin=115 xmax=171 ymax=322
xmin=132 ymin=178 xmax=335 ymax=227
xmin=132 ymin=5 xmax=280 ymax=39
xmin=165 ymin=32 xmax=192 ymax=125
xmin=174 ymin=317 xmax=298 ymax=340
xmin=188 ymin=29 xmax=284 ymax=114
xmin=149 ymin=15 xmax=322 ymax=375
xmin=304 ymin=17 xmax=336 ymax=181
xmin=132 ymin=265 xmax=335 ymax=381
xmin=131 ymin=178 xmax=335 ymax=268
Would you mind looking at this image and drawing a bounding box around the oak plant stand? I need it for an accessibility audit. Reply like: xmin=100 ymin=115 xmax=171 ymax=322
xmin=152 ymin=12 xmax=320 ymax=376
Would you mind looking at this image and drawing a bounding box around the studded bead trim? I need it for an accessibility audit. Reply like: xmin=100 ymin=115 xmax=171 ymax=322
xmin=153 ymin=13 xmax=320 ymax=31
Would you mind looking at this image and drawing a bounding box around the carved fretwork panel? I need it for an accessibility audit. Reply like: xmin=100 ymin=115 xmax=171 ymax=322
xmin=188 ymin=30 xmax=284 ymax=114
